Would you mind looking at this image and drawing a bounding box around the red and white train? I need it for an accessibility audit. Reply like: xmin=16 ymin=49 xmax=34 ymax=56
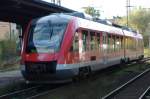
xmin=20 ymin=13 xmax=144 ymax=83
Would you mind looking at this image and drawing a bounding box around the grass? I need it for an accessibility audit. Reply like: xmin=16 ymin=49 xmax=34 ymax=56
xmin=0 ymin=57 xmax=20 ymax=72
xmin=0 ymin=63 xmax=19 ymax=72
xmin=144 ymin=48 xmax=150 ymax=57
xmin=0 ymin=39 xmax=19 ymax=71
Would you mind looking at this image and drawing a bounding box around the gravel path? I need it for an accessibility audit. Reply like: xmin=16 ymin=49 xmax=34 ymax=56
xmin=0 ymin=70 xmax=23 ymax=86
xmin=0 ymin=70 xmax=21 ymax=78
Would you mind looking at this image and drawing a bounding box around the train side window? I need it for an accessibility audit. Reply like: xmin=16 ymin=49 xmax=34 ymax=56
xmin=119 ymin=36 xmax=122 ymax=50
xmin=112 ymin=35 xmax=115 ymax=52
xmin=134 ymin=39 xmax=136 ymax=50
xmin=125 ymin=37 xmax=128 ymax=49
xmin=97 ymin=33 xmax=100 ymax=49
xmin=121 ymin=36 xmax=123 ymax=49
xmin=102 ymin=32 xmax=108 ymax=52
xmin=129 ymin=38 xmax=134 ymax=50
xmin=137 ymin=39 xmax=139 ymax=49
xmin=107 ymin=34 xmax=111 ymax=53
xmin=70 ymin=30 xmax=79 ymax=52
xmin=73 ymin=31 xmax=79 ymax=52
xmin=116 ymin=36 xmax=120 ymax=51
xmin=129 ymin=38 xmax=132 ymax=49
xmin=139 ymin=39 xmax=142 ymax=48
xmin=82 ymin=30 xmax=88 ymax=52
xmin=90 ymin=31 xmax=96 ymax=50
xmin=139 ymin=39 xmax=141 ymax=49
xmin=103 ymin=32 xmax=107 ymax=51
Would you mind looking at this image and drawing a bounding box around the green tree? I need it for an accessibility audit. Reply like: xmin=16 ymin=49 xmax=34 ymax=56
xmin=83 ymin=6 xmax=100 ymax=18
xmin=116 ymin=8 xmax=150 ymax=34
xmin=115 ymin=8 xmax=150 ymax=47
xmin=129 ymin=8 xmax=150 ymax=33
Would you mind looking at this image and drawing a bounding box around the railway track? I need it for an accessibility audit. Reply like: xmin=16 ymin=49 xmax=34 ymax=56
xmin=139 ymin=86 xmax=150 ymax=99
xmin=102 ymin=67 xmax=150 ymax=99
xmin=138 ymin=57 xmax=150 ymax=63
xmin=0 ymin=84 xmax=62 ymax=99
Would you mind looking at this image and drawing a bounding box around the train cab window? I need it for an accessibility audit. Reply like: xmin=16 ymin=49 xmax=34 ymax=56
xmin=82 ymin=30 xmax=88 ymax=52
xmin=90 ymin=32 xmax=96 ymax=50
xmin=27 ymin=17 xmax=69 ymax=53
xmin=71 ymin=31 xmax=79 ymax=52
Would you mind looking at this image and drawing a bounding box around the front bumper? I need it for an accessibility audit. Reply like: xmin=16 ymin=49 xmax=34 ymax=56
xmin=21 ymin=64 xmax=78 ymax=82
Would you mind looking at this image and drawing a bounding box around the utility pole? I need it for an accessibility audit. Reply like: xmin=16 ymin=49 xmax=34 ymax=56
xmin=126 ymin=0 xmax=133 ymax=27
xmin=126 ymin=0 xmax=129 ymax=27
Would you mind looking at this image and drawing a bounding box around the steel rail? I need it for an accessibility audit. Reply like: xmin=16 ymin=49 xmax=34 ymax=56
xmin=102 ymin=68 xmax=150 ymax=99
xmin=27 ymin=89 xmax=54 ymax=99
xmin=0 ymin=85 xmax=42 ymax=98
xmin=139 ymin=86 xmax=150 ymax=99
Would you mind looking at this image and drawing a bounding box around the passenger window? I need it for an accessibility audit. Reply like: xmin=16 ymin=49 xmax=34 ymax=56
xmin=116 ymin=36 xmax=120 ymax=51
xmin=103 ymin=32 xmax=107 ymax=51
xmin=125 ymin=37 xmax=128 ymax=49
xmin=97 ymin=33 xmax=100 ymax=49
xmin=73 ymin=31 xmax=79 ymax=51
xmin=82 ymin=30 xmax=88 ymax=52
xmin=90 ymin=32 xmax=96 ymax=50
xmin=108 ymin=34 xmax=111 ymax=53
xmin=121 ymin=37 xmax=123 ymax=49
xmin=112 ymin=35 xmax=115 ymax=52
xmin=70 ymin=31 xmax=79 ymax=52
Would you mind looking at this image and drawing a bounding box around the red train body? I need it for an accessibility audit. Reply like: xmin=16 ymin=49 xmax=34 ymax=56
xmin=20 ymin=13 xmax=144 ymax=83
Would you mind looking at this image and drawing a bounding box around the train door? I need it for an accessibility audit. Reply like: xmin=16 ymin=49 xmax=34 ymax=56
xmin=102 ymin=32 xmax=108 ymax=64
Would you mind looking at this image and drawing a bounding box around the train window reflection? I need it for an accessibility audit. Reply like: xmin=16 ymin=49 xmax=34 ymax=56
xmin=72 ymin=31 xmax=79 ymax=52
xmin=82 ymin=30 xmax=88 ymax=52
xmin=27 ymin=22 xmax=68 ymax=53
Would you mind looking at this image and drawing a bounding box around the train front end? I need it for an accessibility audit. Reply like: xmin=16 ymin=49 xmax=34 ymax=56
xmin=20 ymin=14 xmax=77 ymax=83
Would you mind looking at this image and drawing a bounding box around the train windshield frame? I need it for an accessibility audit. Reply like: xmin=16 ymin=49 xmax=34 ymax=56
xmin=26 ymin=15 xmax=70 ymax=53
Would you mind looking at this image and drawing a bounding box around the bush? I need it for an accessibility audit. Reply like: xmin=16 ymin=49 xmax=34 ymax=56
xmin=0 ymin=39 xmax=18 ymax=64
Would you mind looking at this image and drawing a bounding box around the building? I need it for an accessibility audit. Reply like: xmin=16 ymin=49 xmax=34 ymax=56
xmin=0 ymin=22 xmax=18 ymax=40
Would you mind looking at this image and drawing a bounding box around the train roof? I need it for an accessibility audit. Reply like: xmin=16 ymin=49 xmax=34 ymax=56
xmin=122 ymin=29 xmax=143 ymax=39
xmin=32 ymin=13 xmax=142 ymax=39
xmin=76 ymin=17 xmax=124 ymax=36
xmin=31 ymin=13 xmax=73 ymax=24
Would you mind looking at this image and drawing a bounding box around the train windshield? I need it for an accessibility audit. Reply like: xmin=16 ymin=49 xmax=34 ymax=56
xmin=27 ymin=16 xmax=69 ymax=53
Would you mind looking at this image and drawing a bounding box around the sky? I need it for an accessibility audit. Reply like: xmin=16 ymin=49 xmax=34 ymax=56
xmin=44 ymin=0 xmax=150 ymax=19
